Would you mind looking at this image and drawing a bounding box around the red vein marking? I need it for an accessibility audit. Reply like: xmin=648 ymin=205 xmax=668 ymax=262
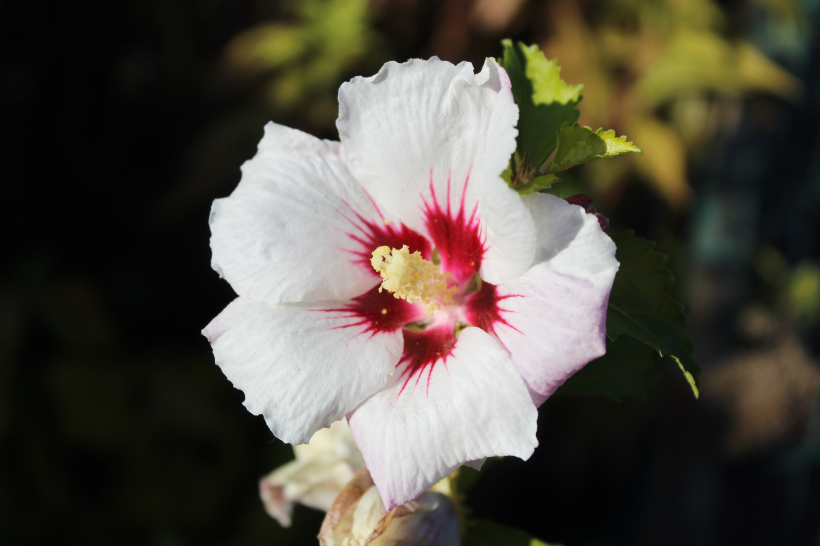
xmin=422 ymin=169 xmax=485 ymax=286
xmin=319 ymin=286 xmax=424 ymax=338
xmin=396 ymin=325 xmax=456 ymax=399
xmin=464 ymin=281 xmax=522 ymax=337
xmin=338 ymin=200 xmax=431 ymax=272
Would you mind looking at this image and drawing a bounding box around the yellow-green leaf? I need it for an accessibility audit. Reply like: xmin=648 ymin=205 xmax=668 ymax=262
xmin=498 ymin=40 xmax=583 ymax=175
xmin=549 ymin=123 xmax=642 ymax=173
xmin=517 ymin=174 xmax=558 ymax=195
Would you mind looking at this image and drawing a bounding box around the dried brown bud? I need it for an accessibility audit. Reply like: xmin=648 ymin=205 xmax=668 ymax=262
xmin=318 ymin=468 xmax=460 ymax=546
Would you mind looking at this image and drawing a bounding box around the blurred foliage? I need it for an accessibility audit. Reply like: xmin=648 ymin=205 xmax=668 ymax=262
xmin=788 ymin=262 xmax=820 ymax=327
xmin=223 ymin=0 xmax=388 ymax=127
xmin=541 ymin=0 xmax=803 ymax=209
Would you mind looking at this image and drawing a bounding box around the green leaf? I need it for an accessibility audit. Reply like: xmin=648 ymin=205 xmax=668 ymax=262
xmin=550 ymin=123 xmax=642 ymax=173
xmin=517 ymin=174 xmax=558 ymax=195
xmin=463 ymin=520 xmax=563 ymax=546
xmin=606 ymin=231 xmax=700 ymax=397
xmin=499 ymin=40 xmax=582 ymax=183
xmin=556 ymin=335 xmax=660 ymax=401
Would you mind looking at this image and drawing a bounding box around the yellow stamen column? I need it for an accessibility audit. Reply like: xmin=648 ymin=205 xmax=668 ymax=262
xmin=371 ymin=245 xmax=457 ymax=315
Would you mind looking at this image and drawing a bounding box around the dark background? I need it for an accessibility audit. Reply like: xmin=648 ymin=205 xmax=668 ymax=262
xmin=3 ymin=0 xmax=820 ymax=544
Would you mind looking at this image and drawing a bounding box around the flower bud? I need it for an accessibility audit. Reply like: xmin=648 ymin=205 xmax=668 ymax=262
xmin=318 ymin=468 xmax=460 ymax=546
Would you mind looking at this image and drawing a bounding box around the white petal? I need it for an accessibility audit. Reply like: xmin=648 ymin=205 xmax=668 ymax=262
xmin=338 ymin=58 xmax=534 ymax=285
xmin=203 ymin=295 xmax=410 ymax=444
xmin=210 ymin=122 xmax=423 ymax=304
xmin=347 ymin=327 xmax=537 ymax=510
xmin=478 ymin=173 xmax=536 ymax=284
xmin=493 ymin=193 xmax=619 ymax=401
xmin=286 ymin=458 xmax=355 ymax=516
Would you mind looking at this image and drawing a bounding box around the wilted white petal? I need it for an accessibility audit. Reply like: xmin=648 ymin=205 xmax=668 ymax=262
xmin=261 ymin=453 xmax=354 ymax=527
xmin=260 ymin=420 xmax=365 ymax=527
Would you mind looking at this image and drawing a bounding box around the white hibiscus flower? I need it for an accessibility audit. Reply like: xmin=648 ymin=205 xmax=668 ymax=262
xmin=203 ymin=57 xmax=618 ymax=511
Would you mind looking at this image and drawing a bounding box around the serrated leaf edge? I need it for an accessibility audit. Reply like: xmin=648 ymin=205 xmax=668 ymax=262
xmin=550 ymin=123 xmax=642 ymax=173
xmin=607 ymin=231 xmax=700 ymax=398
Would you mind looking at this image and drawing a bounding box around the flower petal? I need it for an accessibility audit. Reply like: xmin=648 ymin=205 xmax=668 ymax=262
xmin=203 ymin=290 xmax=420 ymax=444
xmin=347 ymin=327 xmax=537 ymax=510
xmin=260 ymin=453 xmax=355 ymax=527
xmin=209 ymin=122 xmax=430 ymax=304
xmin=478 ymin=169 xmax=537 ymax=285
xmin=338 ymin=58 xmax=534 ymax=285
xmin=487 ymin=193 xmax=619 ymax=402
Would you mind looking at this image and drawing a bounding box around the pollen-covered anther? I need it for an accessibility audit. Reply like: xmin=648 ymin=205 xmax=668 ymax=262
xmin=371 ymin=245 xmax=458 ymax=315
